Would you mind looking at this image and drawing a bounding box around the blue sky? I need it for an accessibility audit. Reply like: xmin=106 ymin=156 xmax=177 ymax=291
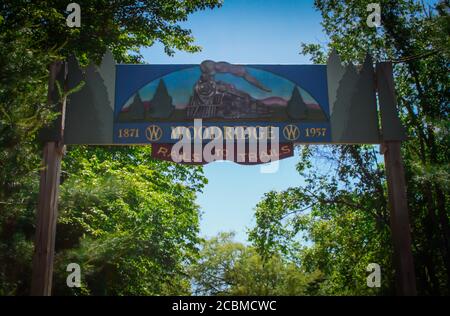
xmin=142 ymin=0 xmax=327 ymax=243
xmin=143 ymin=0 xmax=327 ymax=64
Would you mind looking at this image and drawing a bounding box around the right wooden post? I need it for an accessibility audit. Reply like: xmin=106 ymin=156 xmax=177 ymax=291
xmin=377 ymin=62 xmax=417 ymax=296
xmin=381 ymin=141 xmax=417 ymax=296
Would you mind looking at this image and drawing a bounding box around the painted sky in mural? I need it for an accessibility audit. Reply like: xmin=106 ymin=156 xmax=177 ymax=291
xmin=115 ymin=62 xmax=328 ymax=123
xmin=121 ymin=67 xmax=319 ymax=109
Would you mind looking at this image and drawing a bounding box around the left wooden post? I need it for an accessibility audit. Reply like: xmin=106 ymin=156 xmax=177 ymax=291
xmin=31 ymin=61 xmax=67 ymax=296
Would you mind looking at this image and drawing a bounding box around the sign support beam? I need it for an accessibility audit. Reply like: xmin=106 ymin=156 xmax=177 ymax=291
xmin=377 ymin=61 xmax=417 ymax=296
xmin=31 ymin=62 xmax=66 ymax=296
xmin=382 ymin=142 xmax=417 ymax=295
xmin=30 ymin=142 xmax=64 ymax=295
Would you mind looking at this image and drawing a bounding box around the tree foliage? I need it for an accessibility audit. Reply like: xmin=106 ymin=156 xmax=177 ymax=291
xmin=250 ymin=146 xmax=394 ymax=295
xmin=190 ymin=233 xmax=323 ymax=296
xmin=52 ymin=147 xmax=206 ymax=295
xmin=250 ymin=0 xmax=449 ymax=295
xmin=0 ymin=0 xmax=219 ymax=295
xmin=1 ymin=0 xmax=222 ymax=63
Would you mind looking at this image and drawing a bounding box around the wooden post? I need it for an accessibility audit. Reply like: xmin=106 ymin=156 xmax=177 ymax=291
xmin=30 ymin=142 xmax=64 ymax=295
xmin=377 ymin=62 xmax=417 ymax=296
xmin=382 ymin=142 xmax=417 ymax=296
xmin=31 ymin=62 xmax=67 ymax=296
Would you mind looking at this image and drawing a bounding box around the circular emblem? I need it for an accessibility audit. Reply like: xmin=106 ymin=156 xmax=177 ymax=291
xmin=145 ymin=125 xmax=163 ymax=141
xmin=283 ymin=124 xmax=300 ymax=141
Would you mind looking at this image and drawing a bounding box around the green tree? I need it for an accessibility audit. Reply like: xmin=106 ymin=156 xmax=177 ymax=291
xmin=190 ymin=233 xmax=323 ymax=296
xmin=119 ymin=93 xmax=145 ymax=122
xmin=52 ymin=147 xmax=206 ymax=295
xmin=0 ymin=28 xmax=58 ymax=295
xmin=1 ymin=1 xmax=222 ymax=63
xmin=249 ymin=146 xmax=394 ymax=295
xmin=287 ymin=87 xmax=308 ymax=120
xmin=149 ymin=80 xmax=175 ymax=119
xmin=0 ymin=0 xmax=221 ymax=295
xmin=250 ymin=0 xmax=449 ymax=295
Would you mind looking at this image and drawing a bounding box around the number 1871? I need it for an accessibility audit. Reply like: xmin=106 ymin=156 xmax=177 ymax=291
xmin=118 ymin=128 xmax=139 ymax=138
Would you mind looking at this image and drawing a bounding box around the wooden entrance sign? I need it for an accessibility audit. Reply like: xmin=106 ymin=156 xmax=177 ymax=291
xmin=31 ymin=52 xmax=416 ymax=295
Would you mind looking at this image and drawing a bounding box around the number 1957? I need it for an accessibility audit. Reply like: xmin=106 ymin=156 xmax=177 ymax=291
xmin=305 ymin=128 xmax=327 ymax=137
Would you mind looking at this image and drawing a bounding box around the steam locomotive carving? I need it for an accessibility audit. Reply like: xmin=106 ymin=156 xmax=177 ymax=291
xmin=186 ymin=60 xmax=273 ymax=119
